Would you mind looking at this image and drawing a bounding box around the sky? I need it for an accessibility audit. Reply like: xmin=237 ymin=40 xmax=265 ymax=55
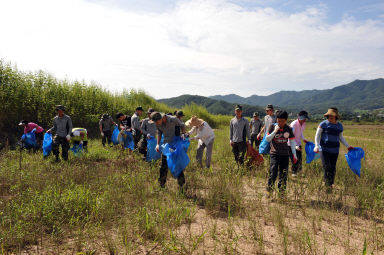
xmin=0 ymin=0 xmax=383 ymax=99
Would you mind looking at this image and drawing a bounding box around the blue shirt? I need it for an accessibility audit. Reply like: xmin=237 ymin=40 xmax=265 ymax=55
xmin=319 ymin=120 xmax=343 ymax=154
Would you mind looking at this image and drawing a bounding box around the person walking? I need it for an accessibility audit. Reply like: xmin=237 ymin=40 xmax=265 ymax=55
xmin=249 ymin=112 xmax=263 ymax=149
xmin=257 ymin=104 xmax=276 ymax=140
xmin=131 ymin=106 xmax=144 ymax=149
xmin=265 ymin=110 xmax=297 ymax=196
xmin=230 ymin=105 xmax=251 ymax=165
xmin=151 ymin=112 xmax=186 ymax=190
xmin=139 ymin=108 xmax=157 ymax=160
xmin=18 ymin=120 xmax=44 ymax=151
xmin=289 ymin=111 xmax=310 ymax=177
xmin=99 ymin=113 xmax=116 ymax=147
xmin=314 ymin=108 xmax=354 ymax=192
xmin=47 ymin=105 xmax=72 ymax=162
xmin=186 ymin=116 xmax=215 ymax=169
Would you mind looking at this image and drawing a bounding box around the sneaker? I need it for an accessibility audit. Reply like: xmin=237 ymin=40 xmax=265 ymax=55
xmin=291 ymin=173 xmax=297 ymax=177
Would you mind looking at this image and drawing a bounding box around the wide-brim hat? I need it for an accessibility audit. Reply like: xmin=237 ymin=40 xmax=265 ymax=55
xmin=324 ymin=108 xmax=340 ymax=119
xmin=185 ymin=116 xmax=204 ymax=127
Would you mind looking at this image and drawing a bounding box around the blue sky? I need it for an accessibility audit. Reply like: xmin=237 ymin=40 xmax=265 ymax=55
xmin=1 ymin=0 xmax=383 ymax=98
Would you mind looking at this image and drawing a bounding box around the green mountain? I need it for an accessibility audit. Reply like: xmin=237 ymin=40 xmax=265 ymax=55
xmin=210 ymin=79 xmax=384 ymax=113
xmin=158 ymin=95 xmax=265 ymax=117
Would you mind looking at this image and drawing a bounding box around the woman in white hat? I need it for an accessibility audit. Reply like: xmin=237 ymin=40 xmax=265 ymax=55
xmin=186 ymin=116 xmax=215 ymax=168
xmin=314 ymin=107 xmax=354 ymax=192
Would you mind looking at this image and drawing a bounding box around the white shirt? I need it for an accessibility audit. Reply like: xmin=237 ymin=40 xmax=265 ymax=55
xmin=188 ymin=122 xmax=215 ymax=145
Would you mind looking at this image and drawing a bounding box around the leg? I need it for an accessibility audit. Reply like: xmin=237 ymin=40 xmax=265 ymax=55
xmin=232 ymin=143 xmax=240 ymax=163
xmin=177 ymin=171 xmax=185 ymax=187
xmin=277 ymin=155 xmax=289 ymax=192
xmin=105 ymin=130 xmax=112 ymax=145
xmin=250 ymin=134 xmax=256 ymax=148
xmin=238 ymin=142 xmax=246 ymax=165
xmin=267 ymin=154 xmax=279 ymax=191
xmin=159 ymin=154 xmax=168 ymax=187
xmin=196 ymin=142 xmax=206 ymax=167
xmin=320 ymin=151 xmax=333 ymax=187
xmin=83 ymin=141 xmax=88 ymax=153
xmin=296 ymin=149 xmax=302 ymax=173
xmin=61 ymin=137 xmax=69 ymax=160
xmin=328 ymin=153 xmax=339 ymax=186
xmin=52 ymin=135 xmax=61 ymax=161
xmin=205 ymin=139 xmax=214 ymax=168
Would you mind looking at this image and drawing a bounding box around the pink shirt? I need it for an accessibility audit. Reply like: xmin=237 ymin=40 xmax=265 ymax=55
xmin=289 ymin=119 xmax=305 ymax=146
xmin=24 ymin=122 xmax=44 ymax=134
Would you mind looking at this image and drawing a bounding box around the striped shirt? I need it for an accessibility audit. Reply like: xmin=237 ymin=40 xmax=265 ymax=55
xmin=319 ymin=120 xmax=343 ymax=154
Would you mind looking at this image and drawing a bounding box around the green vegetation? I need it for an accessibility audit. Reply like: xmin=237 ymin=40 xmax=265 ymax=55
xmin=0 ymin=60 xmax=229 ymax=149
xmin=1 ymin=123 xmax=384 ymax=254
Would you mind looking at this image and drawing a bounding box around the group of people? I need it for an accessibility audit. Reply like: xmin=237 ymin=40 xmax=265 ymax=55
xmin=19 ymin=103 xmax=354 ymax=195
xmin=229 ymin=104 xmax=354 ymax=196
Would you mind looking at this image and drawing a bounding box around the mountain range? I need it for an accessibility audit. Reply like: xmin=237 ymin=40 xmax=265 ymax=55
xmin=159 ymin=79 xmax=384 ymax=116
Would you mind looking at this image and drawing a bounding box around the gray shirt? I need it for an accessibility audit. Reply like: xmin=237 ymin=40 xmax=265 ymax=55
xmin=99 ymin=116 xmax=114 ymax=131
xmin=156 ymin=115 xmax=185 ymax=144
xmin=141 ymin=118 xmax=157 ymax=137
xmin=131 ymin=112 xmax=141 ymax=131
xmin=230 ymin=116 xmax=251 ymax=142
xmin=264 ymin=115 xmax=276 ymax=135
xmin=250 ymin=119 xmax=263 ymax=135
xmin=51 ymin=114 xmax=72 ymax=137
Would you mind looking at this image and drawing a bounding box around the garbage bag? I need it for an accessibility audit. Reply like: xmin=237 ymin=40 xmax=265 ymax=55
xmin=258 ymin=135 xmax=270 ymax=155
xmin=42 ymin=133 xmax=52 ymax=156
xmin=246 ymin=144 xmax=264 ymax=166
xmin=305 ymin=141 xmax=320 ymax=164
xmin=345 ymin=147 xmax=365 ymax=177
xmin=161 ymin=140 xmax=190 ymax=178
xmin=171 ymin=136 xmax=190 ymax=152
xmin=118 ymin=131 xmax=134 ymax=150
xmin=111 ymin=127 xmax=120 ymax=145
xmin=21 ymin=129 xmax=37 ymax=149
xmin=146 ymin=136 xmax=161 ymax=161
xmin=70 ymin=143 xmax=83 ymax=157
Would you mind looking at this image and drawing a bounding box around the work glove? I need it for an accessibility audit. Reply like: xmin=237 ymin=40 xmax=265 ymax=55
xmin=247 ymin=140 xmax=251 ymax=145
xmin=66 ymin=135 xmax=71 ymax=141
xmin=155 ymin=144 xmax=160 ymax=152
xmin=230 ymin=140 xmax=234 ymax=146
xmin=101 ymin=132 xmax=104 ymax=137
xmin=303 ymin=139 xmax=309 ymax=143
xmin=147 ymin=134 xmax=151 ymax=139
xmin=80 ymin=141 xmax=83 ymax=145
xmin=313 ymin=146 xmax=319 ymax=153
xmin=295 ymin=145 xmax=301 ymax=151
xmin=257 ymin=133 xmax=261 ymax=140
xmin=181 ymin=134 xmax=185 ymax=140
xmin=293 ymin=156 xmax=298 ymax=164
xmin=347 ymin=146 xmax=354 ymax=151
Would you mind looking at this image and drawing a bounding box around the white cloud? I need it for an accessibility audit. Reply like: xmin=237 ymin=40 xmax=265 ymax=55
xmin=0 ymin=0 xmax=383 ymax=98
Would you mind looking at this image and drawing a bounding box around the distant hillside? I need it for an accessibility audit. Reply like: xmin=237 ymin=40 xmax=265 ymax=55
xmin=158 ymin=95 xmax=265 ymax=117
xmin=210 ymin=79 xmax=384 ymax=113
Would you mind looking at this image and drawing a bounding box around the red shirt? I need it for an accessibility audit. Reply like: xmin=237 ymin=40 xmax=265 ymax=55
xmin=24 ymin=122 xmax=44 ymax=134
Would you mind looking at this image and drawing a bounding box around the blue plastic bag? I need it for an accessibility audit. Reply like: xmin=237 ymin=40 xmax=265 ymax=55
xmin=161 ymin=140 xmax=190 ymax=178
xmin=119 ymin=131 xmax=134 ymax=150
xmin=147 ymin=136 xmax=161 ymax=162
xmin=305 ymin=141 xmax=320 ymax=164
xmin=70 ymin=143 xmax=83 ymax=157
xmin=345 ymin=147 xmax=365 ymax=177
xmin=111 ymin=127 xmax=120 ymax=145
xmin=42 ymin=133 xmax=52 ymax=156
xmin=259 ymin=135 xmax=270 ymax=155
xmin=171 ymin=136 xmax=190 ymax=152
xmin=21 ymin=129 xmax=37 ymax=149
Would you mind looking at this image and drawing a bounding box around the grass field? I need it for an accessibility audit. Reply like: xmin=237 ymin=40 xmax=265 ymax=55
xmin=1 ymin=122 xmax=384 ymax=254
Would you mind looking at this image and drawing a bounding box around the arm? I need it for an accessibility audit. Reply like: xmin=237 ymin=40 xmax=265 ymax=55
xmin=314 ymin=127 xmax=323 ymax=152
xmin=266 ymin=125 xmax=279 ymax=142
xmin=339 ymin=132 xmax=350 ymax=148
xmin=99 ymin=120 xmax=103 ymax=133
xmin=229 ymin=121 xmax=233 ymax=143
xmin=188 ymin=126 xmax=197 ymax=136
xmin=67 ymin=117 xmax=73 ymax=136
xmin=290 ymin=139 xmax=297 ymax=158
